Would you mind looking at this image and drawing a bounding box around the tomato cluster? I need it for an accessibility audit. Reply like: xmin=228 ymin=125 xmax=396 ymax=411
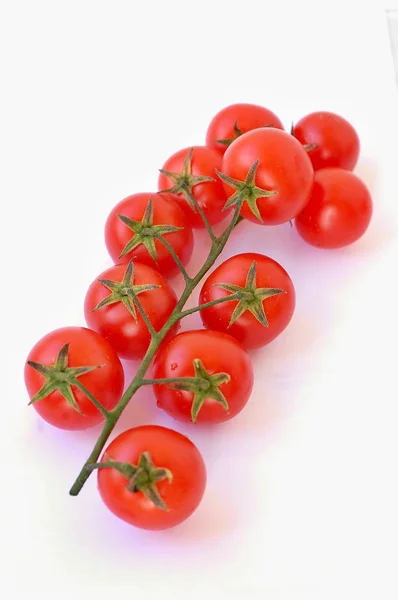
xmin=25 ymin=102 xmax=372 ymax=531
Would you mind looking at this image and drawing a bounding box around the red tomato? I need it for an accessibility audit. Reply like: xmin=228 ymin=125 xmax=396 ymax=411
xmin=158 ymin=146 xmax=229 ymax=228
xmin=97 ymin=425 xmax=206 ymax=530
xmin=220 ymin=128 xmax=314 ymax=225
xmin=24 ymin=327 xmax=124 ymax=430
xmin=206 ymin=103 xmax=284 ymax=155
xmin=199 ymin=253 xmax=295 ymax=349
xmin=84 ymin=261 xmax=178 ymax=360
xmin=292 ymin=111 xmax=360 ymax=171
xmin=295 ymin=168 xmax=372 ymax=249
xmin=153 ymin=330 xmax=253 ymax=424
xmin=105 ymin=192 xmax=193 ymax=278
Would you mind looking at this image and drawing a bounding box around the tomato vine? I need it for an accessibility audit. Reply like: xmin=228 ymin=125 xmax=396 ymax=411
xmin=69 ymin=188 xmax=244 ymax=496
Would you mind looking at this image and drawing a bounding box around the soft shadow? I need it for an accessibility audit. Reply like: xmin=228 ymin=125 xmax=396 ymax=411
xmin=354 ymin=155 xmax=379 ymax=192
xmin=155 ymin=488 xmax=235 ymax=543
xmin=78 ymin=485 xmax=237 ymax=562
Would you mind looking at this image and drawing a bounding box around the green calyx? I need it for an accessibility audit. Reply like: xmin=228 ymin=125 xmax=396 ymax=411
xmin=216 ymin=160 xmax=276 ymax=222
xmin=93 ymin=452 xmax=173 ymax=510
xmin=216 ymin=121 xmax=275 ymax=147
xmin=92 ymin=260 xmax=159 ymax=321
xmin=27 ymin=344 xmax=102 ymax=414
xmin=303 ymin=143 xmax=318 ymax=152
xmin=216 ymin=121 xmax=244 ymax=147
xmin=118 ymin=197 xmax=183 ymax=262
xmin=290 ymin=122 xmax=317 ymax=152
xmin=159 ymin=147 xmax=215 ymax=211
xmin=215 ymin=260 xmax=286 ymax=327
xmin=167 ymin=358 xmax=230 ymax=423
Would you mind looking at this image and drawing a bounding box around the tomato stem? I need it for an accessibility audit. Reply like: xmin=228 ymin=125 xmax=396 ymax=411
xmin=152 ymin=231 xmax=192 ymax=283
xmin=182 ymin=186 xmax=217 ymax=242
xmin=69 ymin=193 xmax=244 ymax=497
xmin=141 ymin=377 xmax=202 ymax=386
xmin=73 ymin=380 xmax=111 ymax=418
xmin=127 ymin=286 xmax=158 ymax=338
xmin=178 ymin=292 xmax=240 ymax=319
xmin=159 ymin=148 xmax=218 ymax=242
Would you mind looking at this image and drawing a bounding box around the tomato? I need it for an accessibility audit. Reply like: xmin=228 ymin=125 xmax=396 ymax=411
xmin=158 ymin=146 xmax=229 ymax=228
xmin=153 ymin=330 xmax=253 ymax=424
xmin=220 ymin=128 xmax=314 ymax=225
xmin=105 ymin=192 xmax=193 ymax=278
xmin=292 ymin=111 xmax=360 ymax=171
xmin=199 ymin=253 xmax=295 ymax=349
xmin=84 ymin=261 xmax=178 ymax=360
xmin=96 ymin=425 xmax=206 ymax=530
xmin=295 ymin=168 xmax=372 ymax=249
xmin=24 ymin=327 xmax=124 ymax=430
xmin=206 ymin=103 xmax=284 ymax=155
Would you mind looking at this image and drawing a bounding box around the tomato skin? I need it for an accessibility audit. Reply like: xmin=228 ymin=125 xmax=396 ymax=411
xmin=199 ymin=253 xmax=295 ymax=349
xmin=97 ymin=426 xmax=206 ymax=530
xmin=222 ymin=128 xmax=314 ymax=225
xmin=24 ymin=327 xmax=124 ymax=430
xmin=295 ymin=168 xmax=372 ymax=249
xmin=206 ymin=103 xmax=284 ymax=155
xmin=158 ymin=146 xmax=229 ymax=228
xmin=153 ymin=330 xmax=253 ymax=424
xmin=104 ymin=192 xmax=193 ymax=278
xmin=293 ymin=111 xmax=360 ymax=171
xmin=84 ymin=262 xmax=178 ymax=360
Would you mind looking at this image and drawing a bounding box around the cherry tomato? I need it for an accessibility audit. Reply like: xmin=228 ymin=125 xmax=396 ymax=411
xmin=220 ymin=128 xmax=314 ymax=225
xmin=295 ymin=168 xmax=372 ymax=249
xmin=84 ymin=261 xmax=178 ymax=360
xmin=24 ymin=327 xmax=124 ymax=430
xmin=153 ymin=330 xmax=253 ymax=424
xmin=96 ymin=425 xmax=206 ymax=530
xmin=105 ymin=192 xmax=193 ymax=278
xmin=292 ymin=111 xmax=360 ymax=171
xmin=199 ymin=253 xmax=295 ymax=349
xmin=206 ymin=103 xmax=284 ymax=155
xmin=158 ymin=146 xmax=229 ymax=228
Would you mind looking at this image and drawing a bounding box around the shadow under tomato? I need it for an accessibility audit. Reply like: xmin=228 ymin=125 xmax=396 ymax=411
xmin=82 ymin=483 xmax=237 ymax=560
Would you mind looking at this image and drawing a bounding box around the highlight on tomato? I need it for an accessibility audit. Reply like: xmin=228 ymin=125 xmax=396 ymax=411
xmin=292 ymin=111 xmax=360 ymax=171
xmin=84 ymin=260 xmax=178 ymax=360
xmin=219 ymin=127 xmax=314 ymax=226
xmin=152 ymin=329 xmax=254 ymax=424
xmin=94 ymin=425 xmax=206 ymax=530
xmin=158 ymin=146 xmax=229 ymax=228
xmin=206 ymin=102 xmax=284 ymax=155
xmin=199 ymin=253 xmax=295 ymax=350
xmin=105 ymin=192 xmax=194 ymax=278
xmin=24 ymin=327 xmax=124 ymax=430
xmin=295 ymin=167 xmax=372 ymax=249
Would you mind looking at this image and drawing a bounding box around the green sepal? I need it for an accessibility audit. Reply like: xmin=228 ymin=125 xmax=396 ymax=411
xmin=290 ymin=122 xmax=317 ymax=152
xmin=96 ymin=452 xmax=173 ymax=511
xmin=214 ymin=260 xmax=286 ymax=327
xmin=92 ymin=260 xmax=160 ymax=321
xmin=117 ymin=197 xmax=183 ymax=261
xmin=216 ymin=160 xmax=276 ymax=222
xmin=27 ymin=343 xmax=102 ymax=415
xmin=159 ymin=147 xmax=215 ymax=211
xmin=167 ymin=357 xmax=231 ymax=423
xmin=216 ymin=121 xmax=275 ymax=147
xmin=216 ymin=120 xmax=244 ymax=146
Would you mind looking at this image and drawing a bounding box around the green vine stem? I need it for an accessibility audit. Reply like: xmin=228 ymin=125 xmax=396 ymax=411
xmin=73 ymin=380 xmax=111 ymax=418
xmin=69 ymin=198 xmax=243 ymax=496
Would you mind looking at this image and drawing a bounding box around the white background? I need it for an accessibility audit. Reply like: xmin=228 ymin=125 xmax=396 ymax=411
xmin=2 ymin=1 xmax=398 ymax=598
